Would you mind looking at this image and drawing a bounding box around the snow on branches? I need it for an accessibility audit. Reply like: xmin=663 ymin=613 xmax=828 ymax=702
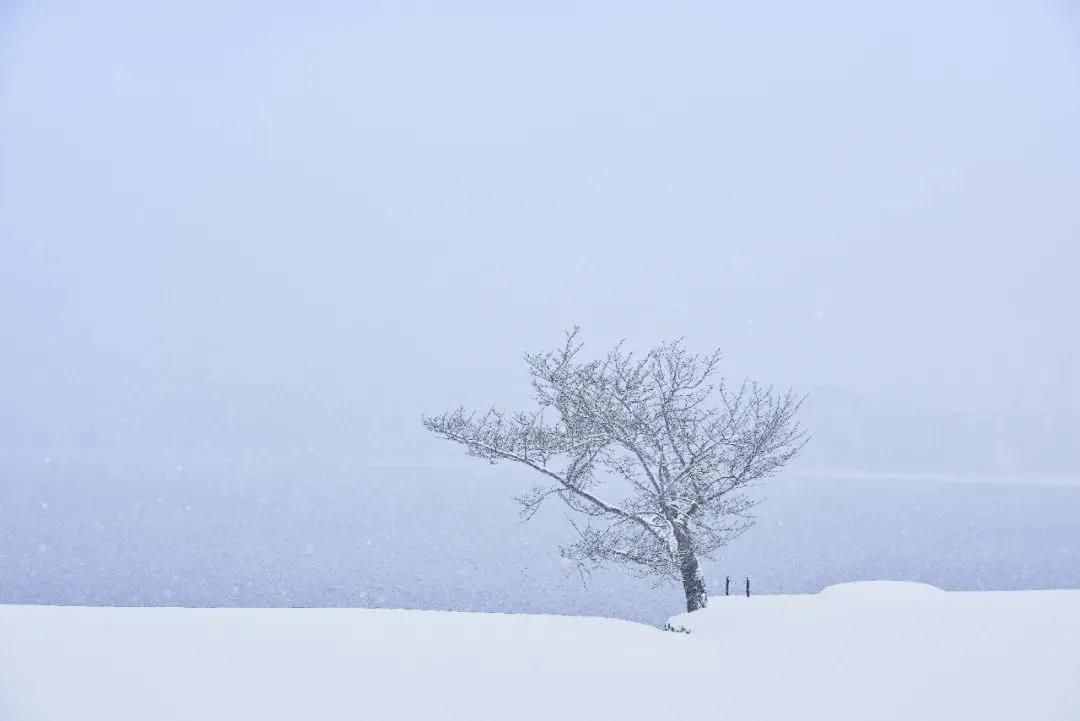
xmin=423 ymin=328 xmax=805 ymax=611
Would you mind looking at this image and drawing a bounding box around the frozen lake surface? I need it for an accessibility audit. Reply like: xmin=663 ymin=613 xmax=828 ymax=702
xmin=2 ymin=460 xmax=1078 ymax=623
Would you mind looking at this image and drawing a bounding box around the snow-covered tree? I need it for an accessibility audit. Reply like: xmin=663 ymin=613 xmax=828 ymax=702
xmin=423 ymin=329 xmax=805 ymax=612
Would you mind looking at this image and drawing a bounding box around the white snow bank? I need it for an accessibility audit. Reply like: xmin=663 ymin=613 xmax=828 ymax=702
xmin=670 ymin=585 xmax=1080 ymax=720
xmin=2 ymin=586 xmax=1079 ymax=721
xmin=818 ymin=580 xmax=946 ymax=598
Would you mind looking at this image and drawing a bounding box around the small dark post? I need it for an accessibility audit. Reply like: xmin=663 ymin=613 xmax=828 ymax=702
xmin=725 ymin=576 xmax=730 ymax=596
xmin=745 ymin=577 xmax=750 ymax=597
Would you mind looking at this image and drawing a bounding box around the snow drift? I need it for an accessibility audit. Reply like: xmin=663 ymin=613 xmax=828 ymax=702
xmin=2 ymin=583 xmax=1078 ymax=720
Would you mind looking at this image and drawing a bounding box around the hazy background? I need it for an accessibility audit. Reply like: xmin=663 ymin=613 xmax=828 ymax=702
xmin=2 ymin=0 xmax=1078 ymax=620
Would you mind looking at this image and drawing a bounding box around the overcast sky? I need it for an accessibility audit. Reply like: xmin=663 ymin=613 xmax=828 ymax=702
xmin=2 ymin=0 xmax=1078 ymax=471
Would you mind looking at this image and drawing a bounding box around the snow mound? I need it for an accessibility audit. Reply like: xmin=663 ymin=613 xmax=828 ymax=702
xmin=818 ymin=580 xmax=946 ymax=598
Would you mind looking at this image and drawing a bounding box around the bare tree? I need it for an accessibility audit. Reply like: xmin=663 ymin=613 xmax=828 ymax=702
xmin=423 ymin=329 xmax=806 ymax=612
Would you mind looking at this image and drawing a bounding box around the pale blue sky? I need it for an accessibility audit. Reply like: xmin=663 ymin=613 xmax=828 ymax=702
xmin=2 ymin=0 xmax=1078 ymax=470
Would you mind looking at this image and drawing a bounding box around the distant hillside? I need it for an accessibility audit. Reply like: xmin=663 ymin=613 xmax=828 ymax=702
xmin=798 ymin=385 xmax=1080 ymax=476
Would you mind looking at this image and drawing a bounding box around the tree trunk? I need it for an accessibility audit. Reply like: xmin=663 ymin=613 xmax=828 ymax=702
xmin=674 ymin=524 xmax=708 ymax=612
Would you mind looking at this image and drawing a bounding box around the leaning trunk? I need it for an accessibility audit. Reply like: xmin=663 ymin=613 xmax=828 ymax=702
xmin=674 ymin=524 xmax=707 ymax=612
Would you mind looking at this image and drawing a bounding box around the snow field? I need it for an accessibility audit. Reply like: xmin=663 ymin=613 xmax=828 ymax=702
xmin=2 ymin=583 xmax=1078 ymax=720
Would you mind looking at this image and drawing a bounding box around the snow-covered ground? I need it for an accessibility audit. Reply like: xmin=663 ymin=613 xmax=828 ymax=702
xmin=2 ymin=583 xmax=1078 ymax=720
